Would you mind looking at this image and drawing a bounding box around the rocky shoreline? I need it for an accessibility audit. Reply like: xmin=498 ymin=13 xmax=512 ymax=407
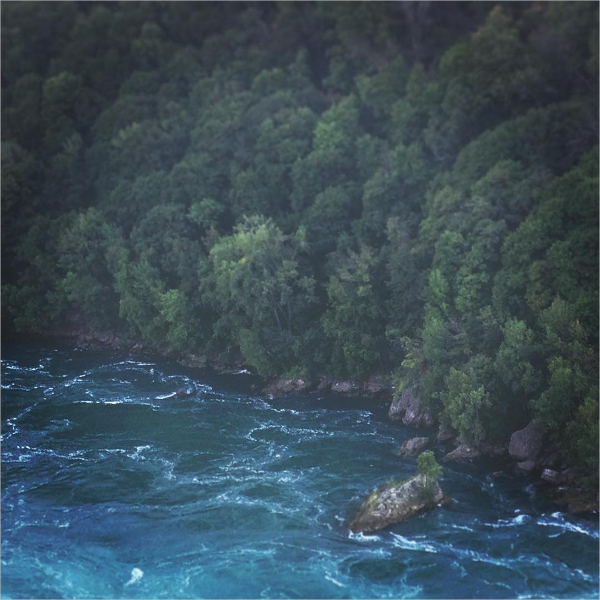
xmin=267 ymin=374 xmax=597 ymax=515
xmin=387 ymin=387 xmax=598 ymax=516
xmin=20 ymin=326 xmax=598 ymax=516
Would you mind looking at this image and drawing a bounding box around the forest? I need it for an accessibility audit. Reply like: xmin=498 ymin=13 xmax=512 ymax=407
xmin=2 ymin=2 xmax=598 ymax=481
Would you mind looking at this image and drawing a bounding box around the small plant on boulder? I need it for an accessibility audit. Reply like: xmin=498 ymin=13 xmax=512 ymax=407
xmin=417 ymin=450 xmax=443 ymax=503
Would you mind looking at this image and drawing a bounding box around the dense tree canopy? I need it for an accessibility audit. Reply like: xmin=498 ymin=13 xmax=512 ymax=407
xmin=2 ymin=2 xmax=598 ymax=479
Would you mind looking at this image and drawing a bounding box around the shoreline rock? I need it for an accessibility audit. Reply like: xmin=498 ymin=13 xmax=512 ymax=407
xmin=541 ymin=469 xmax=563 ymax=484
xmin=388 ymin=387 xmax=435 ymax=427
xmin=264 ymin=378 xmax=310 ymax=398
xmin=509 ymin=420 xmax=547 ymax=462
xmin=331 ymin=380 xmax=359 ymax=394
xmin=349 ymin=475 xmax=448 ymax=533
xmin=444 ymin=444 xmax=481 ymax=461
xmin=479 ymin=441 xmax=509 ymax=457
xmin=516 ymin=460 xmax=537 ymax=474
xmin=436 ymin=424 xmax=456 ymax=442
xmin=328 ymin=376 xmax=392 ymax=397
xmin=395 ymin=436 xmax=430 ymax=457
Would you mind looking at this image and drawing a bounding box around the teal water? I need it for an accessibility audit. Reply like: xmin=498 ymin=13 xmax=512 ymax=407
xmin=1 ymin=342 xmax=598 ymax=599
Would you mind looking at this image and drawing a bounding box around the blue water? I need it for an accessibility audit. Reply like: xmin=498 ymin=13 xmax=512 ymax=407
xmin=1 ymin=343 xmax=598 ymax=599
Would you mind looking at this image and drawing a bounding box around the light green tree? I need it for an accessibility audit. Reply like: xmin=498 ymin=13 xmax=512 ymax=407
xmin=417 ymin=450 xmax=442 ymax=500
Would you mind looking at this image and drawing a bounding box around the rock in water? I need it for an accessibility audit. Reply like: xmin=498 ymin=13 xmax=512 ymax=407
xmin=396 ymin=437 xmax=430 ymax=457
xmin=176 ymin=387 xmax=194 ymax=398
xmin=349 ymin=475 xmax=447 ymax=533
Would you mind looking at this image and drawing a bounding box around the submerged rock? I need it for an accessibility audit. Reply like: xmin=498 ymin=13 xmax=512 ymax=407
xmin=444 ymin=444 xmax=481 ymax=461
xmin=349 ymin=475 xmax=447 ymax=533
xmin=509 ymin=420 xmax=547 ymax=461
xmin=388 ymin=387 xmax=435 ymax=427
xmin=396 ymin=437 xmax=430 ymax=457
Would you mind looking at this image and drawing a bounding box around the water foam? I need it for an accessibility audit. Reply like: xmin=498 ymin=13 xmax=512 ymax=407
xmin=537 ymin=514 xmax=599 ymax=539
xmin=125 ymin=567 xmax=144 ymax=586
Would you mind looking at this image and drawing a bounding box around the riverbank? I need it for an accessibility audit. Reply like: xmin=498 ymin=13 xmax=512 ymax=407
xmin=11 ymin=326 xmax=598 ymax=516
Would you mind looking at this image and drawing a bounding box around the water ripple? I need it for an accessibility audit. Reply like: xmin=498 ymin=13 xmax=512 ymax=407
xmin=1 ymin=343 xmax=598 ymax=599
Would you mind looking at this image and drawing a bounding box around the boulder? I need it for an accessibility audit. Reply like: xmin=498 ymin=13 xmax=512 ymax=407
xmin=264 ymin=378 xmax=308 ymax=397
xmin=568 ymin=499 xmax=597 ymax=514
xmin=364 ymin=376 xmax=392 ymax=397
xmin=316 ymin=377 xmax=332 ymax=392
xmin=479 ymin=441 xmax=509 ymax=457
xmin=388 ymin=387 xmax=435 ymax=427
xmin=541 ymin=469 xmax=563 ymax=484
xmin=331 ymin=380 xmax=359 ymax=394
xmin=509 ymin=420 xmax=547 ymax=461
xmin=388 ymin=391 xmax=409 ymax=420
xmin=444 ymin=444 xmax=481 ymax=461
xmin=560 ymin=468 xmax=577 ymax=483
xmin=396 ymin=437 xmax=430 ymax=457
xmin=175 ymin=386 xmax=196 ymax=398
xmin=516 ymin=460 xmax=537 ymax=474
xmin=349 ymin=475 xmax=447 ymax=533
xmin=436 ymin=424 xmax=456 ymax=442
xmin=549 ymin=485 xmax=598 ymax=514
xmin=178 ymin=354 xmax=206 ymax=368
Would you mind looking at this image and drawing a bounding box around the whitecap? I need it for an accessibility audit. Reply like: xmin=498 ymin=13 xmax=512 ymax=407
xmin=390 ymin=533 xmax=437 ymax=553
xmin=485 ymin=514 xmax=531 ymax=528
xmin=348 ymin=531 xmax=381 ymax=542
xmin=125 ymin=567 xmax=144 ymax=586
xmin=3 ymin=363 xmax=45 ymax=372
xmin=537 ymin=516 xmax=599 ymax=539
xmin=450 ymin=524 xmax=475 ymax=532
xmin=127 ymin=445 xmax=152 ymax=460
xmin=574 ymin=568 xmax=596 ymax=583
xmin=324 ymin=573 xmax=345 ymax=588
xmin=115 ymin=360 xmax=155 ymax=367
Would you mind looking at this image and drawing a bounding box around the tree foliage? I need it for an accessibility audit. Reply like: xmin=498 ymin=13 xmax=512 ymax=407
xmin=2 ymin=2 xmax=597 ymax=478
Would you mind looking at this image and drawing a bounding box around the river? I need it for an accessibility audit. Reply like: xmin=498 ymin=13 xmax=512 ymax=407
xmin=2 ymin=342 xmax=598 ymax=599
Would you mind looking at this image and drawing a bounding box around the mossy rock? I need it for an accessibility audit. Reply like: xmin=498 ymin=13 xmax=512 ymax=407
xmin=349 ymin=475 xmax=448 ymax=533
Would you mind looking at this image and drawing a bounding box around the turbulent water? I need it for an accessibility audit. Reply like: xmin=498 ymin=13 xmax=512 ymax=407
xmin=1 ymin=343 xmax=598 ymax=599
